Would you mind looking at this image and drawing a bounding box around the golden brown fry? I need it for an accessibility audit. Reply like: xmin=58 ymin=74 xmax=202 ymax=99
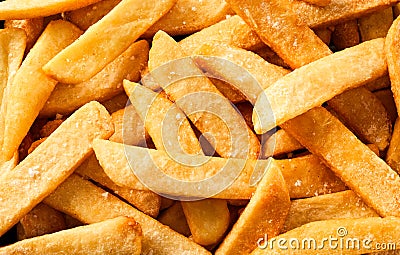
xmin=4 ymin=18 xmax=43 ymax=53
xmin=0 ymin=216 xmax=142 ymax=255
xmin=331 ymin=20 xmax=360 ymax=50
xmin=252 ymin=217 xmax=400 ymax=255
xmin=282 ymin=190 xmax=378 ymax=232
xmin=301 ymin=0 xmax=331 ymax=7
xmin=1 ymin=20 xmax=82 ymax=162
xmin=313 ymin=27 xmax=333 ymax=45
xmin=281 ymin=107 xmax=400 ymax=217
xmin=364 ymin=75 xmax=391 ymax=91
xmin=226 ymin=0 xmax=331 ymax=69
xmin=144 ymin=0 xmax=232 ymax=37
xmin=374 ymin=89 xmax=397 ymax=125
xmin=101 ymin=93 xmax=129 ymax=114
xmin=395 ymin=3 xmax=400 ymax=18
xmin=65 ymin=0 xmax=121 ymax=30
xmin=43 ymin=0 xmax=176 ymax=84
xmin=0 ymin=0 xmax=103 ymax=19
xmin=386 ymin=15 xmax=400 ymax=117
xmin=209 ymin=78 xmax=246 ymax=104
xmin=328 ymin=87 xmax=392 ymax=151
xmin=253 ymin=39 xmax=387 ymax=134
xmin=193 ymin=43 xmax=290 ymax=104
xmin=150 ymin=31 xmax=260 ymax=159
xmin=158 ymin=202 xmax=191 ymax=237
xmin=0 ymin=101 xmax=113 ymax=236
xmin=216 ymin=161 xmax=290 ymax=255
xmin=386 ymin=119 xmax=400 ymax=174
xmin=40 ymin=40 xmax=148 ymax=117
xmin=276 ymin=154 xmax=346 ymax=199
xmin=367 ymin=143 xmax=381 ymax=156
xmin=251 ymin=46 xmax=290 ymax=69
xmin=358 ymin=7 xmax=393 ymax=41
xmin=17 ymin=203 xmax=66 ymax=240
xmin=261 ymin=129 xmax=304 ymax=158
xmin=44 ymin=174 xmax=211 ymax=255
xmin=64 ymin=214 xmax=83 ymax=229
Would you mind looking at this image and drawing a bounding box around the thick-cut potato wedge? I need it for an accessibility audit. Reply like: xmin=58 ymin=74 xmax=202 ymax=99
xmin=251 ymin=46 xmax=290 ymax=69
xmin=0 ymin=216 xmax=142 ymax=255
xmin=328 ymin=87 xmax=392 ymax=151
xmin=386 ymin=119 xmax=400 ymax=174
xmin=251 ymin=217 xmax=400 ymax=255
xmin=65 ymin=0 xmax=121 ymax=30
xmin=143 ymin=0 xmax=232 ymax=37
xmin=261 ymin=129 xmax=304 ymax=158
xmin=386 ymin=15 xmax=400 ymax=116
xmin=0 ymin=101 xmax=113 ymax=236
xmin=253 ymin=39 xmax=387 ymax=134
xmin=179 ymin=15 xmax=264 ymax=55
xmin=44 ymin=174 xmax=211 ymax=255
xmin=4 ymin=18 xmax=43 ymax=54
xmin=395 ymin=3 xmax=400 ymax=18
xmin=150 ymin=31 xmax=260 ymax=159
xmin=365 ymin=75 xmax=391 ymax=91
xmin=101 ymin=93 xmax=129 ymax=114
xmin=281 ymin=107 xmax=400 ymax=217
xmin=282 ymin=190 xmax=378 ymax=232
xmin=374 ymin=89 xmax=397 ymax=125
xmin=359 ymin=7 xmax=393 ymax=41
xmin=75 ymin=155 xmax=161 ymax=217
xmin=0 ymin=0 xmax=103 ymax=19
xmin=275 ymin=154 xmax=346 ymax=199
xmin=124 ymin=80 xmax=203 ymax=155
xmin=226 ymin=0 xmax=332 ymax=69
xmin=331 ymin=20 xmax=360 ymax=50
xmin=43 ymin=0 xmax=176 ymax=84
xmin=193 ymin=43 xmax=290 ymax=104
xmin=158 ymin=202 xmax=191 ymax=237
xmin=216 ymin=161 xmax=290 ymax=255
xmin=17 ymin=203 xmax=66 ymax=240
xmin=209 ymin=78 xmax=246 ymax=104
xmin=313 ymin=27 xmax=333 ymax=45
xmin=40 ymin=40 xmax=148 ymax=117
xmin=182 ymin=199 xmax=230 ymax=246
xmin=1 ymin=20 xmax=82 ymax=163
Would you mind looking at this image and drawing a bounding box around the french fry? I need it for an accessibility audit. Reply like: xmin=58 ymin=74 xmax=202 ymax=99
xmin=44 ymin=174 xmax=211 ymax=255
xmin=386 ymin=15 xmax=400 ymax=116
xmin=0 ymin=0 xmax=103 ymax=20
xmin=4 ymin=18 xmax=43 ymax=54
xmin=386 ymin=119 xmax=400 ymax=174
xmin=313 ymin=27 xmax=333 ymax=45
xmin=358 ymin=7 xmax=393 ymax=41
xmin=235 ymin=102 xmax=255 ymax=131
xmin=193 ymin=43 xmax=290 ymax=104
xmin=328 ymin=87 xmax=392 ymax=151
xmin=65 ymin=0 xmax=121 ymax=30
xmin=158 ymin=202 xmax=191 ymax=237
xmin=182 ymin=199 xmax=230 ymax=246
xmin=331 ymin=20 xmax=360 ymax=50
xmin=143 ymin=0 xmax=232 ymax=37
xmin=282 ymin=190 xmax=378 ymax=232
xmin=364 ymin=75 xmax=391 ymax=91
xmin=395 ymin=3 xmax=400 ymax=18
xmin=261 ymin=129 xmax=304 ymax=158
xmin=149 ymin=31 xmax=260 ymax=159
xmin=43 ymin=0 xmax=176 ymax=84
xmin=64 ymin=214 xmax=83 ymax=229
xmin=251 ymin=217 xmax=400 ymax=255
xmin=367 ymin=143 xmax=381 ymax=156
xmin=301 ymin=0 xmax=331 ymax=7
xmin=101 ymin=93 xmax=129 ymax=114
xmin=215 ymin=161 xmax=290 ymax=255
xmin=281 ymin=107 xmax=400 ymax=217
xmin=1 ymin=20 xmax=82 ymax=162
xmin=17 ymin=203 xmax=66 ymax=240
xmin=253 ymin=39 xmax=387 ymax=134
xmin=226 ymin=0 xmax=332 ymax=69
xmin=374 ymin=89 xmax=398 ymax=125
xmin=40 ymin=40 xmax=149 ymax=117
xmin=0 ymin=216 xmax=142 ymax=255
xmin=75 ymin=154 xmax=161 ymax=217
xmin=275 ymin=154 xmax=346 ymax=199
xmin=251 ymin=46 xmax=290 ymax=69
xmin=0 ymin=101 xmax=113 ymax=236
xmin=209 ymin=78 xmax=246 ymax=104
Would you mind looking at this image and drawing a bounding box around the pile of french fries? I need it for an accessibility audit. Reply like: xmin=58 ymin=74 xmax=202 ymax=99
xmin=1 ymin=0 xmax=400 ymax=254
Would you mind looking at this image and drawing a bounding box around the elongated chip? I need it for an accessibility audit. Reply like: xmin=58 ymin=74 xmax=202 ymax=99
xmin=150 ymin=31 xmax=260 ymax=159
xmin=282 ymin=190 xmax=378 ymax=232
xmin=0 ymin=0 xmax=103 ymax=19
xmin=253 ymin=39 xmax=387 ymax=134
xmin=43 ymin=0 xmax=176 ymax=84
xmin=1 ymin=20 xmax=82 ymax=162
xmin=216 ymin=161 xmax=290 ymax=255
xmin=365 ymin=75 xmax=391 ymax=91
xmin=251 ymin=217 xmax=400 ymax=254
xmin=40 ymin=40 xmax=149 ymax=117
xmin=0 ymin=216 xmax=142 ymax=255
xmin=386 ymin=119 xmax=400 ymax=174
xmin=101 ymin=93 xmax=129 ymax=114
xmin=313 ymin=27 xmax=333 ymax=45
xmin=227 ymin=0 xmax=331 ymax=69
xmin=331 ymin=20 xmax=360 ymax=50
xmin=386 ymin=15 xmax=400 ymax=116
xmin=0 ymin=101 xmax=113 ymax=236
xmin=281 ymin=107 xmax=400 ymax=217
xmin=358 ymin=7 xmax=393 ymax=41
xmin=261 ymin=129 xmax=304 ymax=158
xmin=328 ymin=87 xmax=392 ymax=151
xmin=44 ymin=174 xmax=211 ymax=255
xmin=374 ymin=89 xmax=397 ymax=125
xmin=209 ymin=78 xmax=247 ymax=103
xmin=4 ymin=18 xmax=43 ymax=54
xmin=158 ymin=202 xmax=191 ymax=237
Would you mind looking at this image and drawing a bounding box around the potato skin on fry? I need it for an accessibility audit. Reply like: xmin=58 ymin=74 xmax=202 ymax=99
xmin=386 ymin=15 xmax=400 ymax=117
